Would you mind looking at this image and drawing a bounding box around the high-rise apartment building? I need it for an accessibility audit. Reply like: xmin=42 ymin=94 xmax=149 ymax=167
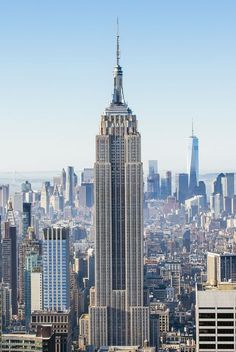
xmin=43 ymin=226 xmax=70 ymax=311
xmin=187 ymin=126 xmax=199 ymax=197
xmin=89 ymin=32 xmax=149 ymax=347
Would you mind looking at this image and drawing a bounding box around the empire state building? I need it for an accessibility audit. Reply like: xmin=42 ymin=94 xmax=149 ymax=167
xmin=89 ymin=31 xmax=150 ymax=347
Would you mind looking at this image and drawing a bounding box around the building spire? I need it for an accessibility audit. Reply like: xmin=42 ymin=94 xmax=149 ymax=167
xmin=116 ymin=17 xmax=120 ymax=66
xmin=192 ymin=119 xmax=194 ymax=137
xmin=112 ymin=18 xmax=125 ymax=105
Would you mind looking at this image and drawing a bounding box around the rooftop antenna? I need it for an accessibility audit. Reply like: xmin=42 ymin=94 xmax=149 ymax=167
xmin=116 ymin=17 xmax=120 ymax=66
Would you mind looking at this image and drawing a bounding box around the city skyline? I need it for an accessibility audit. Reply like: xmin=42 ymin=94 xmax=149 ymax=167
xmin=0 ymin=1 xmax=236 ymax=172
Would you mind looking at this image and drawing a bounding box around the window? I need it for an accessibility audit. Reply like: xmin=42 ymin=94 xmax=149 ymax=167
xmin=199 ymin=329 xmax=215 ymax=334
xmin=199 ymin=321 xmax=215 ymax=326
xmin=199 ymin=336 xmax=215 ymax=342
xmin=199 ymin=313 xmax=215 ymax=319
xmin=218 ymin=336 xmax=234 ymax=341
xmin=218 ymin=344 xmax=234 ymax=349
xmin=199 ymin=344 xmax=216 ymax=349
xmin=217 ymin=329 xmax=234 ymax=334
xmin=218 ymin=321 xmax=234 ymax=326
xmin=217 ymin=313 xmax=234 ymax=319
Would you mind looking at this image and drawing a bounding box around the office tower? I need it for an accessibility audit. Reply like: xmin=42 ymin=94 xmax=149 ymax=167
xmin=166 ymin=171 xmax=172 ymax=197
xmin=51 ymin=185 xmax=64 ymax=212
xmin=149 ymin=160 xmax=158 ymax=175
xmin=187 ymin=125 xmax=199 ymax=196
xmin=0 ymin=185 xmax=9 ymax=217
xmin=89 ymin=32 xmax=149 ymax=347
xmin=207 ymin=252 xmax=236 ymax=287
xmin=24 ymin=248 xmax=42 ymax=327
xmin=0 ymin=284 xmax=12 ymax=331
xmin=31 ymin=311 xmax=72 ymax=352
xmin=212 ymin=173 xmax=225 ymax=196
xmin=13 ymin=192 xmax=23 ymax=212
xmin=2 ymin=202 xmax=17 ymax=315
xmin=175 ymin=173 xmax=189 ymax=204
xmin=61 ymin=168 xmax=66 ymax=190
xmin=196 ymin=287 xmax=236 ymax=352
xmin=22 ymin=202 xmax=31 ymax=239
xmin=18 ymin=228 xmax=41 ymax=320
xmin=147 ymin=160 xmax=160 ymax=200
xmin=43 ymin=226 xmax=70 ymax=311
xmin=66 ymin=166 xmax=75 ymax=207
xmin=78 ymin=183 xmax=94 ymax=208
xmin=222 ymin=173 xmax=235 ymax=198
xmin=81 ymin=168 xmax=94 ymax=183
xmin=160 ymin=178 xmax=167 ymax=200
xmin=41 ymin=182 xmax=50 ymax=215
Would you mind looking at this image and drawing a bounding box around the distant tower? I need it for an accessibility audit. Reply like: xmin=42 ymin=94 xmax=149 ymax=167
xmin=89 ymin=25 xmax=149 ymax=347
xmin=187 ymin=123 xmax=199 ymax=196
xmin=176 ymin=173 xmax=189 ymax=204
xmin=147 ymin=160 xmax=160 ymax=199
xmin=66 ymin=166 xmax=75 ymax=207
xmin=61 ymin=168 xmax=66 ymax=191
xmin=22 ymin=202 xmax=31 ymax=239
xmin=43 ymin=226 xmax=70 ymax=311
xmin=2 ymin=201 xmax=17 ymax=315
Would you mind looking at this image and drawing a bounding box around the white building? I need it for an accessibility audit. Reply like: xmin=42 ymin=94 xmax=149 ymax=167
xmin=196 ymin=286 xmax=236 ymax=351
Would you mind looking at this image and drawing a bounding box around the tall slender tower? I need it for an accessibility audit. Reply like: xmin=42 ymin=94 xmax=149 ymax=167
xmin=89 ymin=27 xmax=149 ymax=347
xmin=187 ymin=123 xmax=199 ymax=197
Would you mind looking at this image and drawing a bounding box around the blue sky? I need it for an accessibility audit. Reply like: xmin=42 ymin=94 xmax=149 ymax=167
xmin=0 ymin=0 xmax=235 ymax=174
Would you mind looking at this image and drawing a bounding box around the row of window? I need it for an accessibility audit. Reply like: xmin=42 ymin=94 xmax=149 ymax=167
xmin=199 ymin=328 xmax=234 ymax=334
xmin=199 ymin=344 xmax=234 ymax=349
xmin=199 ymin=313 xmax=234 ymax=319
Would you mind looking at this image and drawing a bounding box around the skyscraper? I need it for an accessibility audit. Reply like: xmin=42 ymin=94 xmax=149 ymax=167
xmin=66 ymin=166 xmax=75 ymax=207
xmin=43 ymin=226 xmax=70 ymax=311
xmin=187 ymin=125 xmax=199 ymax=196
xmin=89 ymin=30 xmax=149 ymax=347
xmin=2 ymin=202 xmax=17 ymax=315
xmin=175 ymin=173 xmax=189 ymax=204
xmin=147 ymin=161 xmax=160 ymax=200
xmin=22 ymin=202 xmax=31 ymax=239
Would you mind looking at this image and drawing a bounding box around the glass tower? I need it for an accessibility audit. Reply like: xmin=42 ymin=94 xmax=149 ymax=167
xmin=43 ymin=226 xmax=70 ymax=311
xmin=187 ymin=126 xmax=199 ymax=197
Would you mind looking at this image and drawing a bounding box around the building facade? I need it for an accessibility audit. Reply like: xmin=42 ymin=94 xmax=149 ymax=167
xmin=89 ymin=33 xmax=149 ymax=347
xmin=43 ymin=226 xmax=70 ymax=311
